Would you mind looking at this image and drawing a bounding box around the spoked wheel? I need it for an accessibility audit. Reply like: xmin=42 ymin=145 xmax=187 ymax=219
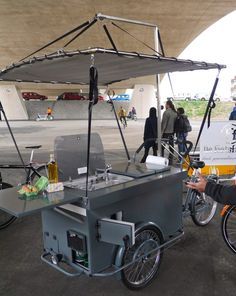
xmin=30 ymin=164 xmax=48 ymax=183
xmin=221 ymin=205 xmax=236 ymax=254
xmin=0 ymin=182 xmax=17 ymax=230
xmin=121 ymin=225 xmax=163 ymax=290
xmin=191 ymin=191 xmax=217 ymax=226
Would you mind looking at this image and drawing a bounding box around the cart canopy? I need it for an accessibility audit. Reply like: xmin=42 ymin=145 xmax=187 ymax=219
xmin=0 ymin=48 xmax=226 ymax=86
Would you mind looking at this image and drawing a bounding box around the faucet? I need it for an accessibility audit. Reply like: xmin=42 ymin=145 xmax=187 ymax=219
xmin=104 ymin=164 xmax=112 ymax=183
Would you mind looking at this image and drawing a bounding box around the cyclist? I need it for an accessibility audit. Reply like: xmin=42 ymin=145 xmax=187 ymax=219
xmin=47 ymin=107 xmax=53 ymax=119
xmin=118 ymin=106 xmax=127 ymax=127
xmin=186 ymin=173 xmax=236 ymax=205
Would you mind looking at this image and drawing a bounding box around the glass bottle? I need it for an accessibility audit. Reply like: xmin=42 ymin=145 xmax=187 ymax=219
xmin=48 ymin=153 xmax=58 ymax=183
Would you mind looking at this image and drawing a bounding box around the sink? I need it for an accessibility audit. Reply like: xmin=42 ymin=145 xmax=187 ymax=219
xmin=64 ymin=173 xmax=134 ymax=191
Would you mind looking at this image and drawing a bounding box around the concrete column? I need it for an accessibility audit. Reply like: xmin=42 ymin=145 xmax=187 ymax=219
xmin=0 ymin=85 xmax=28 ymax=120
xmin=131 ymin=84 xmax=157 ymax=119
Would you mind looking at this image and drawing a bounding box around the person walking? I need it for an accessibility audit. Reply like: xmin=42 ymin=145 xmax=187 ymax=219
xmin=174 ymin=107 xmax=191 ymax=161
xmin=161 ymin=100 xmax=177 ymax=164
xmin=131 ymin=106 xmax=137 ymax=119
xmin=140 ymin=107 xmax=158 ymax=163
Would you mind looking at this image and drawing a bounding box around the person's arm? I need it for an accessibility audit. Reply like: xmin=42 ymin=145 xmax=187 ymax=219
xmin=205 ymin=182 xmax=236 ymax=205
xmin=186 ymin=174 xmax=236 ymax=205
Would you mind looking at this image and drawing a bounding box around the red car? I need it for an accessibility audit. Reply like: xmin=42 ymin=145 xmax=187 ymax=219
xmin=22 ymin=92 xmax=48 ymax=101
xmin=98 ymin=95 xmax=105 ymax=101
xmin=57 ymin=92 xmax=86 ymax=100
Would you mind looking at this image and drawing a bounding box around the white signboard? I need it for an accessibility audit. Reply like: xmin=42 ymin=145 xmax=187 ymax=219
xmin=200 ymin=121 xmax=236 ymax=165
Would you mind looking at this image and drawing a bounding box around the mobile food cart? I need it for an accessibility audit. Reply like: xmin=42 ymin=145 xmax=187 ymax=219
xmin=0 ymin=13 xmax=225 ymax=290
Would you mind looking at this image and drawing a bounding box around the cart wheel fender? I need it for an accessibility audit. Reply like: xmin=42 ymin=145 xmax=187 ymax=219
xmin=114 ymin=221 xmax=164 ymax=268
xmin=220 ymin=205 xmax=231 ymax=217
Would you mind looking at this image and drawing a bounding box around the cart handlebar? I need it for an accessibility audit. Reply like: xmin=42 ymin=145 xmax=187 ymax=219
xmin=134 ymin=138 xmax=193 ymax=162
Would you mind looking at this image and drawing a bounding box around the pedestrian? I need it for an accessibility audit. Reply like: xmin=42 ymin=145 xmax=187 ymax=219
xmin=140 ymin=107 xmax=157 ymax=163
xmin=186 ymin=173 xmax=236 ymax=205
xmin=229 ymin=104 xmax=236 ymax=120
xmin=174 ymin=107 xmax=191 ymax=161
xmin=161 ymin=100 xmax=177 ymax=164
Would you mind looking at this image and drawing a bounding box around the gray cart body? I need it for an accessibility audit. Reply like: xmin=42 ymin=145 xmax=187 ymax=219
xmin=0 ymin=133 xmax=185 ymax=276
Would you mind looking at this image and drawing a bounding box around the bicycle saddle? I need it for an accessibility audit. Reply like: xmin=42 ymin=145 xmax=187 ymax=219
xmin=25 ymin=145 xmax=42 ymax=149
xmin=191 ymin=161 xmax=205 ymax=169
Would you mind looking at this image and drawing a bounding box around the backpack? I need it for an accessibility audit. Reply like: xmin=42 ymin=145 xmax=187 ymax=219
xmin=174 ymin=115 xmax=192 ymax=133
xmin=183 ymin=116 xmax=192 ymax=132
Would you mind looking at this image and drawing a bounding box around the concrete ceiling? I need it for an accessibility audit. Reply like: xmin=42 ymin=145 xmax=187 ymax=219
xmin=0 ymin=0 xmax=235 ymax=94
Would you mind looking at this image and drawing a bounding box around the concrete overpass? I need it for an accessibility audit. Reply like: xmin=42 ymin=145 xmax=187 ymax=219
xmin=0 ymin=0 xmax=235 ymax=91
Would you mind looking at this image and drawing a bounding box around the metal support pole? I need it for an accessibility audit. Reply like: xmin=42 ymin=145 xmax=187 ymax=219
xmin=96 ymin=13 xmax=157 ymax=28
xmin=154 ymin=27 xmax=162 ymax=156
xmin=107 ymin=92 xmax=130 ymax=162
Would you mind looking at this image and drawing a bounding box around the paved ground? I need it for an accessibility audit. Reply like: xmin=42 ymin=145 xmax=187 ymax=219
xmin=0 ymin=119 xmax=235 ymax=296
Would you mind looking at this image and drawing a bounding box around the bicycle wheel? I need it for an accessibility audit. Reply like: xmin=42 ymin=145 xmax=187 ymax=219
xmin=30 ymin=164 xmax=48 ymax=183
xmin=0 ymin=182 xmax=17 ymax=230
xmin=221 ymin=205 xmax=236 ymax=254
xmin=121 ymin=225 xmax=163 ymax=290
xmin=190 ymin=191 xmax=217 ymax=226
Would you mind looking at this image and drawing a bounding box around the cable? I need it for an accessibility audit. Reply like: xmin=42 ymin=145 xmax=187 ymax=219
xmin=111 ymin=22 xmax=163 ymax=56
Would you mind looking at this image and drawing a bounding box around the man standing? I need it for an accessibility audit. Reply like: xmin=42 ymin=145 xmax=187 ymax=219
xmin=161 ymin=101 xmax=177 ymax=164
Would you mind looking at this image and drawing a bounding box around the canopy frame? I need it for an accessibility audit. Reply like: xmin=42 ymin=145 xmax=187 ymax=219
xmin=0 ymin=13 xmax=226 ymax=179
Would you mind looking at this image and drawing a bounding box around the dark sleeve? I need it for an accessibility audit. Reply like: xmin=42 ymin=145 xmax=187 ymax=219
xmin=229 ymin=112 xmax=232 ymax=120
xmin=143 ymin=119 xmax=149 ymax=141
xmin=205 ymin=182 xmax=236 ymax=205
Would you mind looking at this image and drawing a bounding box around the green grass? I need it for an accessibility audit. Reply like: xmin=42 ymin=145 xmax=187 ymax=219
xmin=173 ymin=101 xmax=234 ymax=120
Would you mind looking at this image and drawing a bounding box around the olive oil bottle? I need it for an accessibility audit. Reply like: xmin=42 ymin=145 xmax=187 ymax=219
xmin=48 ymin=154 xmax=58 ymax=183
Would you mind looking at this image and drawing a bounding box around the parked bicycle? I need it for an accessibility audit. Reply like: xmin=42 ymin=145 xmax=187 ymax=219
xmin=183 ymin=160 xmax=218 ymax=226
xmin=134 ymin=138 xmax=218 ymax=226
xmin=127 ymin=112 xmax=137 ymax=121
xmin=0 ymin=145 xmax=48 ymax=230
xmin=220 ymin=175 xmax=236 ymax=253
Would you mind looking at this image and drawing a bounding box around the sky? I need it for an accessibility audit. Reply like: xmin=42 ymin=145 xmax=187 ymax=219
xmin=160 ymin=10 xmax=236 ymax=99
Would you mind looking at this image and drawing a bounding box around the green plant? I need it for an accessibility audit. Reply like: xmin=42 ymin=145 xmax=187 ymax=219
xmin=173 ymin=101 xmax=233 ymax=120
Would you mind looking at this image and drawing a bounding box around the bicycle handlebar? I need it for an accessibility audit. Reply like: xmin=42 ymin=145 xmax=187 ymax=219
xmin=135 ymin=138 xmax=193 ymax=156
xmin=134 ymin=138 xmax=193 ymax=165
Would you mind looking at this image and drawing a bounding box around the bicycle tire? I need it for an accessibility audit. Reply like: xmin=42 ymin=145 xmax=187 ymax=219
xmin=0 ymin=182 xmax=17 ymax=230
xmin=221 ymin=205 xmax=236 ymax=254
xmin=121 ymin=225 xmax=163 ymax=290
xmin=190 ymin=191 xmax=217 ymax=226
xmin=30 ymin=164 xmax=48 ymax=182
